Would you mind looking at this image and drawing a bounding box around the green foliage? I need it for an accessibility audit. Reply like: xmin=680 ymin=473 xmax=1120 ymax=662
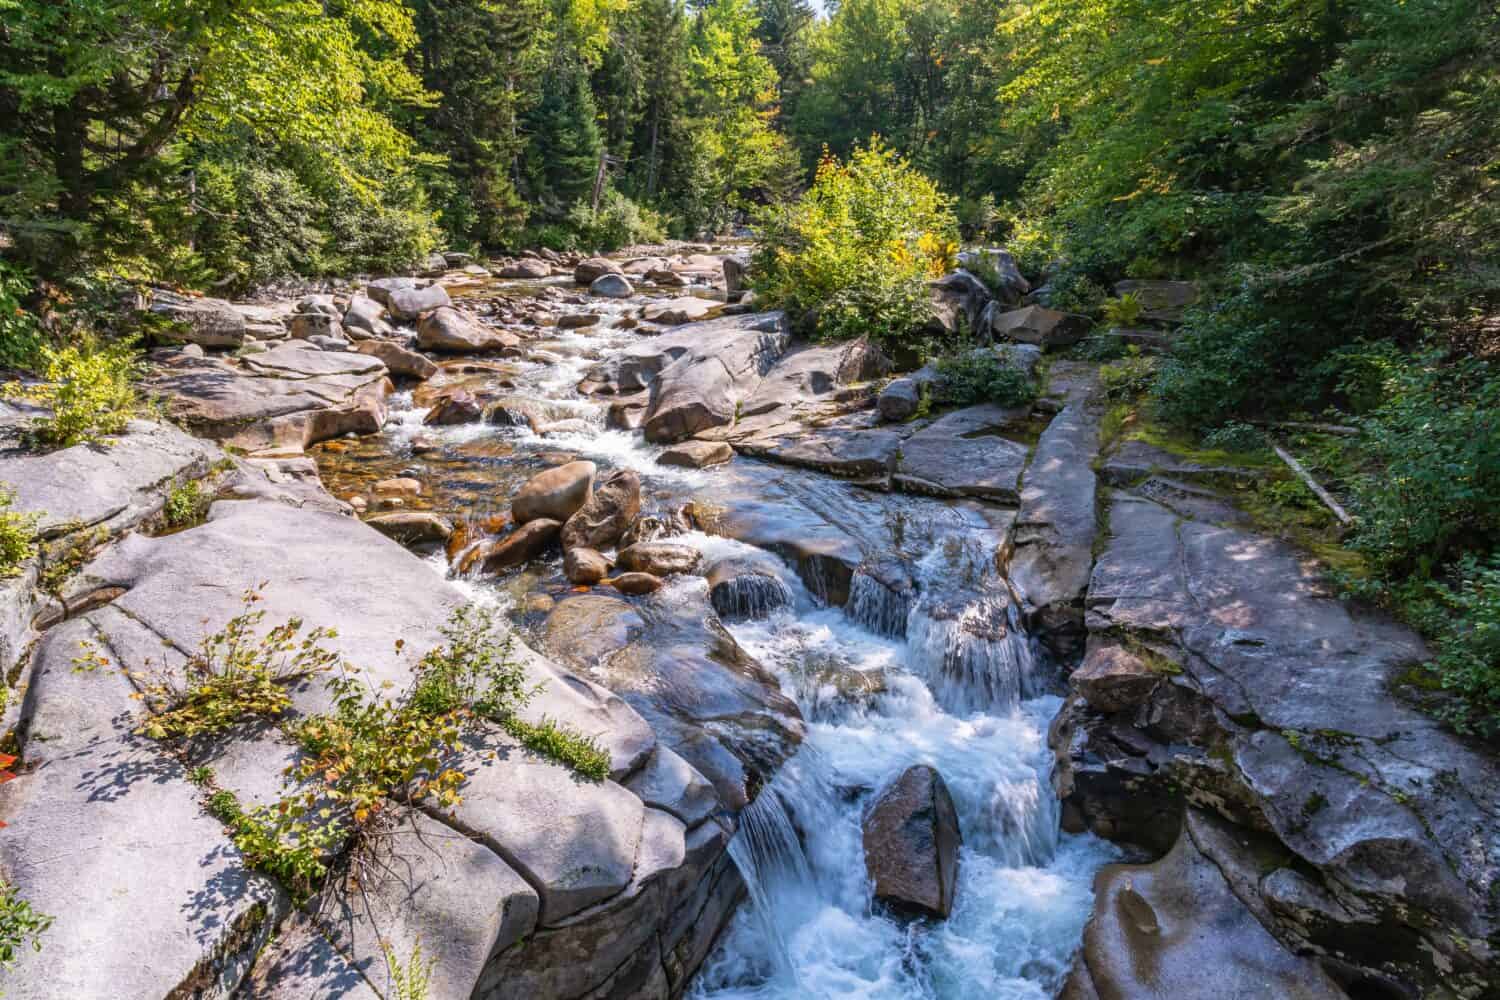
xmin=384 ymin=940 xmax=436 ymax=1000
xmin=4 ymin=338 xmax=141 ymax=449
xmin=1100 ymin=349 xmax=1159 ymax=402
xmin=0 ymin=489 xmax=40 ymax=579
xmin=1101 ymin=293 xmax=1145 ymax=329
xmin=0 ymin=262 xmax=45 ymax=371
xmin=163 ymin=479 xmax=209 ymax=530
xmin=929 ymin=351 xmax=1035 ymax=408
xmin=503 ymin=716 xmax=610 ymax=781
xmin=78 ymin=586 xmax=343 ymax=742
xmin=0 ymin=880 xmax=52 ymax=972
xmin=1403 ymin=557 xmax=1500 ymax=738
xmin=753 ymin=140 xmax=958 ymax=346
xmin=566 ymin=191 xmax=668 ymax=252
xmin=206 ymin=789 xmax=339 ymax=903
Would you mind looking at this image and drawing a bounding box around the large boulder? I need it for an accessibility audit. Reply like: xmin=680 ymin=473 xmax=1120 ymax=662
xmin=705 ymin=556 xmax=792 ymax=621
xmin=560 ymin=469 xmax=640 ymax=551
xmin=477 ymin=518 xmax=562 ymax=572
xmin=987 ymin=304 xmax=1091 ymax=350
xmin=958 ymin=248 xmax=1030 ymax=304
xmin=498 ymin=258 xmax=551 ymax=279
xmin=925 ymin=270 xmax=992 ymax=337
xmin=365 ymin=511 xmax=453 ymax=546
xmin=387 ymin=283 xmax=452 ymax=323
xmin=862 ymin=765 xmax=962 ymax=919
xmin=149 ymin=291 xmax=247 ymax=348
xmin=722 ymin=255 xmax=751 ymax=296
xmin=417 ymin=307 xmax=520 ymax=354
xmin=288 ymin=312 xmax=344 ymax=342
xmin=589 ymin=273 xmax=634 ymax=298
xmin=513 ymin=461 xmax=596 ymax=524
xmin=1112 ymin=279 xmax=1199 ymax=323
xmin=876 ymin=366 xmax=936 ymax=422
xmin=342 ymin=295 xmax=394 ymax=338
xmin=638 ymin=315 xmax=791 ymax=444
xmin=642 ymin=296 xmax=717 ymax=326
xmin=354 ymin=339 xmax=437 ymax=380
xmin=365 ymin=276 xmax=420 ymax=307
xmin=893 ymin=405 xmax=1030 ymax=501
xmin=574 ymin=258 xmax=623 ymax=285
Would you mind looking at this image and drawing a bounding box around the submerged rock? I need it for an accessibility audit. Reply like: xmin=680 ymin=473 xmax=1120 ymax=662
xmin=862 ymin=764 xmax=962 ymax=920
xmin=608 ymin=571 xmax=663 ymax=595
xmin=659 ymin=439 xmax=733 ymax=469
xmin=365 ymin=511 xmax=452 ymax=546
xmin=705 ymin=557 xmax=793 ymax=621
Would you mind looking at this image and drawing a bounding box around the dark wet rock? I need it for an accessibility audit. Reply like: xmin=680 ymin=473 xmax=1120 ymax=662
xmin=354 ymin=338 xmax=437 ymax=380
xmin=659 ymin=439 xmax=733 ymax=468
xmin=706 ymin=556 xmax=793 ymax=621
xmin=862 ymin=765 xmax=961 ymax=920
xmin=1063 ymin=810 xmax=1347 ymax=1000
xmin=1002 ymin=364 xmax=1099 ymax=661
xmin=575 ymin=257 xmax=624 ymax=284
xmin=988 ymin=304 xmax=1091 ymax=350
xmin=1112 ymin=279 xmax=1199 ymax=323
xmin=477 ymin=518 xmax=561 ymax=571
xmin=564 ymin=546 xmax=611 ymax=584
xmin=706 ymin=495 xmax=862 ymax=607
xmin=423 ymin=389 xmax=484 ymax=426
xmin=365 ymin=511 xmax=453 ymax=546
xmin=723 ymin=254 xmax=750 ymax=296
xmin=481 ymin=394 xmax=583 ymax=431
xmin=417 ymin=307 xmax=521 ymax=353
xmin=609 ymin=571 xmax=664 ymax=595
xmin=893 ymin=405 xmax=1030 ymax=501
xmin=148 ymin=290 xmax=247 ymax=348
xmin=590 ymin=273 xmax=634 ymax=298
xmin=386 ymin=283 xmax=451 ymax=322
xmin=561 ymin=468 xmax=641 ymax=551
xmin=544 ymin=592 xmax=803 ymax=812
xmin=617 ymin=541 xmax=702 ymax=577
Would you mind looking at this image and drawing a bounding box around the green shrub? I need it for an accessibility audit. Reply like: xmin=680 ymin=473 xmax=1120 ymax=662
xmin=5 ymin=337 xmax=142 ymax=449
xmin=1101 ymin=292 xmax=1145 ymax=328
xmin=523 ymin=224 xmax=580 ymax=253
xmin=0 ymin=489 xmax=40 ymax=577
xmin=930 ymin=351 xmax=1036 ymax=408
xmin=752 ymin=140 xmax=959 ymax=348
xmin=565 ymin=190 xmax=667 ymax=252
xmin=1100 ymin=348 xmax=1158 ymax=401
xmin=1408 ymin=556 xmax=1500 ymax=738
xmin=1046 ymin=268 xmax=1107 ymax=315
xmin=163 ymin=479 xmax=210 ymax=529
xmin=0 ymin=879 xmax=52 ymax=971
xmin=0 ymin=261 xmax=45 ymax=371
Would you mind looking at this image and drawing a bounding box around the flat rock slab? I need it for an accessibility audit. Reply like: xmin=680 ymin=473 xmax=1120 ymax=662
xmin=241 ymin=342 xmax=386 ymax=379
xmin=894 ymin=406 xmax=1030 ymax=501
xmin=1099 ymin=438 xmax=1259 ymax=488
xmin=239 ymin=918 xmax=380 ymax=1000
xmin=435 ymin=729 xmax=646 ymax=926
xmin=734 ymin=421 xmax=902 ymax=480
xmin=0 ymin=418 xmax=219 ymax=537
xmin=642 ymin=296 xmax=719 ymax=325
xmin=1 ymin=620 xmax=286 ymax=999
xmin=147 ymin=353 xmax=390 ymax=451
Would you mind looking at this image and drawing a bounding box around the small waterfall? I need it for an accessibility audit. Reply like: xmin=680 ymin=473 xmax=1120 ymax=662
xmin=711 ymin=572 xmax=794 ymax=622
xmin=845 ymin=570 xmax=912 ymax=639
xmin=907 ymin=593 xmax=1038 ymax=713
xmin=974 ymin=772 xmax=1062 ymax=868
xmin=724 ymin=784 xmax=817 ymax=987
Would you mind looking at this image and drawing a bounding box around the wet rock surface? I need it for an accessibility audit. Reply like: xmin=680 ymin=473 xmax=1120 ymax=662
xmin=862 ymin=764 xmax=962 ymax=919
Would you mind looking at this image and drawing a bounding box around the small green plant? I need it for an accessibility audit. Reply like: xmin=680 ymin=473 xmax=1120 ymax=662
xmin=187 ymin=765 xmax=215 ymax=786
xmin=1101 ymin=292 xmax=1145 ymax=328
xmin=504 ymin=715 xmax=610 ymax=781
xmin=163 ymin=478 xmax=210 ymax=529
xmin=0 ymin=879 xmax=52 ymax=972
xmin=0 ymin=261 xmax=45 ymax=371
xmin=1100 ymin=347 xmax=1158 ymax=401
xmin=384 ymin=940 xmax=435 ymax=1000
xmin=74 ymin=585 xmax=342 ymax=741
xmin=206 ymin=788 xmax=338 ymax=901
xmin=4 ymin=337 xmax=141 ymax=448
xmin=0 ymin=489 xmax=40 ymax=578
xmin=1202 ymin=421 xmax=1265 ymax=453
xmin=929 ymin=351 xmax=1036 ymax=408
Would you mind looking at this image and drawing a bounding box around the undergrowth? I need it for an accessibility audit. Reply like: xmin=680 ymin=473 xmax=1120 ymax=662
xmin=0 ymin=879 xmax=52 ymax=973
xmin=0 ymin=490 xmax=39 ymax=578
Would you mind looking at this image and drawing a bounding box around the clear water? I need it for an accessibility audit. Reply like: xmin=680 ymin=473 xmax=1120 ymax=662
xmin=316 ymin=273 xmax=1117 ymax=1000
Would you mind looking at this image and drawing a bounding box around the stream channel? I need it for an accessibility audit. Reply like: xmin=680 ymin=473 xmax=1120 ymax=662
xmin=311 ymin=272 xmax=1117 ymax=1000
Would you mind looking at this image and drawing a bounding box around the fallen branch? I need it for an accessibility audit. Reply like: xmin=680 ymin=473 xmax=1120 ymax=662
xmin=1270 ymin=442 xmax=1353 ymax=525
xmin=1251 ymin=419 xmax=1359 ymax=438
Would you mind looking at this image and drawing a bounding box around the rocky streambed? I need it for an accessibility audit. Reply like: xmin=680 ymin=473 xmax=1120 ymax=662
xmin=0 ymin=247 xmax=1495 ymax=1000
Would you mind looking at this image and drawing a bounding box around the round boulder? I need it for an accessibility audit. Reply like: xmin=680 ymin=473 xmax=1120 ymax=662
xmin=616 ymin=541 xmax=701 ymax=578
xmin=512 ymin=460 xmax=597 ymax=525
xmin=590 ymin=274 xmax=634 ymax=298
xmin=608 ymin=572 xmax=663 ymax=596
xmin=564 ymin=547 xmax=611 ymax=585
xmin=574 ymin=257 xmax=624 ymax=285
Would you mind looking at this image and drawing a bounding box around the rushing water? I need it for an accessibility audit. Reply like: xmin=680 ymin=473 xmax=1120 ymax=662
xmin=312 ymin=270 xmax=1116 ymax=1000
